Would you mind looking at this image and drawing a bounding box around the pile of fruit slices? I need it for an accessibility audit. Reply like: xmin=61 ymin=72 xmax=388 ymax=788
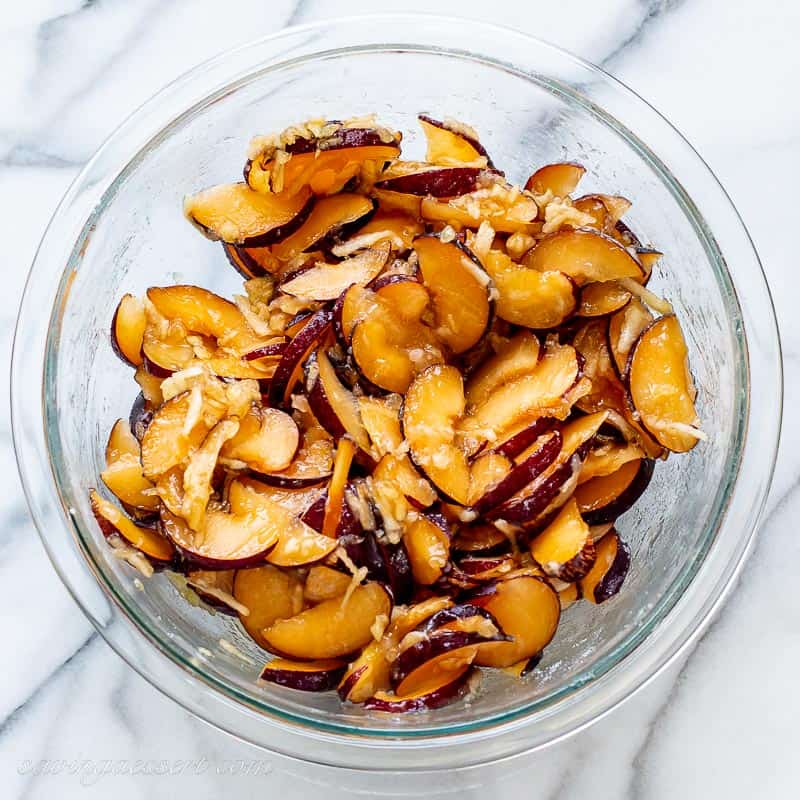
xmin=93 ymin=114 xmax=703 ymax=713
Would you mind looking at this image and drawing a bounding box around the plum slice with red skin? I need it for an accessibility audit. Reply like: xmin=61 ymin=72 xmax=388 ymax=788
xmin=331 ymin=210 xmax=424 ymax=257
xmin=488 ymin=457 xmax=577 ymax=525
xmin=525 ymin=162 xmax=586 ymax=196
xmin=111 ymin=294 xmax=146 ymax=367
xmin=185 ymin=569 xmax=239 ymax=615
xmin=523 ymin=228 xmax=644 ymax=285
xmin=262 ymin=582 xmax=392 ymax=660
xmin=375 ymin=167 xmax=492 ymax=197
xmin=468 ymin=575 xmax=560 ymax=668
xmin=627 ymin=314 xmax=702 ymax=453
xmin=579 ymin=440 xmax=644 ymax=484
xmin=413 ymin=236 xmax=493 ymax=354
xmin=101 ymin=419 xmax=160 ymax=514
xmin=260 ymin=658 xmax=347 ymax=691
xmin=222 ymin=242 xmax=279 ymax=278
xmin=255 ymin=437 xmax=334 ymax=489
xmin=363 ymin=667 xmax=476 ymax=713
xmin=459 ymin=340 xmax=588 ymax=445
xmin=301 ymin=491 xmax=361 ymax=538
xmin=146 ymin=284 xmax=260 ymax=352
xmin=488 ymin=412 xmax=608 ymax=525
xmin=372 ymin=275 xmax=430 ymax=322
xmin=578 ymin=281 xmax=632 ymax=317
xmin=571 ymin=194 xmax=632 ymax=234
xmin=220 ymin=406 xmax=299 ymax=474
xmin=304 ymin=349 xmax=373 ymax=457
xmin=402 ymin=365 xmax=472 ymax=505
xmin=271 ymin=194 xmax=375 ymax=262
xmin=390 ymin=628 xmax=501 ymax=696
xmin=233 ymin=565 xmax=305 ymax=650
xmin=349 ymin=290 xmax=445 ymax=394
xmin=226 ymin=478 xmax=338 ymax=567
xmin=464 ymin=332 xmax=541 ymax=410
xmin=268 ymin=309 xmax=332 ymax=405
xmin=159 ymin=500 xmax=281 ymax=570
xmin=420 ymin=191 xmax=539 ymax=235
xmin=128 ymin=392 xmax=154 ymax=442
xmin=184 ymin=182 xmax=314 ymax=246
xmin=574 ymin=457 xmax=654 ymax=525
xmin=457 ymin=555 xmax=517 ymax=580
xmin=452 ymin=523 xmax=511 ymax=556
xmin=484 ymin=249 xmax=578 ymax=330
xmin=245 ymin=126 xmax=401 ymax=196
xmin=280 ymin=241 xmax=391 ymax=301
xmin=489 ymin=417 xmax=556 ymax=460
xmin=580 ymin=529 xmax=630 ymax=604
xmin=90 ymin=490 xmax=175 ymax=564
xmin=468 ymin=430 xmax=562 ymax=515
xmin=607 ymin=297 xmax=653 ymax=380
xmin=418 ymin=115 xmax=496 ymax=168
xmin=404 ymin=513 xmax=452 ymax=586
xmin=243 ymin=341 xmax=288 ymax=361
xmin=529 ymin=498 xmax=596 ymax=581
xmin=418 ymin=603 xmax=504 ymax=636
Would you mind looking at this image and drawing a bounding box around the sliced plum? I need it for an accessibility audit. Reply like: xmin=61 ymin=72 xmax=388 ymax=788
xmin=220 ymin=406 xmax=299 ymax=474
xmin=372 ymin=276 xmax=430 ymax=321
xmin=579 ymin=529 xmax=630 ymax=604
xmin=331 ymin=210 xmax=424 ymax=257
xmin=245 ymin=124 xmax=401 ymax=196
xmin=418 ymin=115 xmax=495 ymax=168
xmin=525 ymin=162 xmax=585 ymax=197
xmin=363 ymin=667 xmax=475 ymax=713
xmin=304 ymin=565 xmax=353 ymax=603
xmin=271 ymin=193 xmax=375 ymax=262
xmin=574 ymin=457 xmax=654 ymax=525
xmin=262 ymin=582 xmax=391 ymax=660
xmin=628 ymin=314 xmax=702 ymax=453
xmin=227 ymin=478 xmax=338 ymax=567
xmin=523 ymin=228 xmax=644 ymax=285
xmin=233 ymin=565 xmax=305 ymax=649
xmin=375 ymin=166 xmax=492 ymax=197
xmin=607 ymin=297 xmax=653 ymax=379
xmin=350 ymin=292 xmax=444 ymax=394
xmin=280 ymin=241 xmax=390 ymax=301
xmin=184 ymin=182 xmax=313 ymax=246
xmin=484 ymin=249 xmax=577 ymax=330
xmin=464 ymin=332 xmax=541 ymax=409
xmin=578 ymin=281 xmax=632 ymax=317
xmin=413 ymin=236 xmax=493 ymax=354
xmin=403 ymin=365 xmax=471 ymax=505
xmin=90 ymin=490 xmax=174 ymax=564
xmin=460 ymin=340 xmax=587 ymax=444
xmin=101 ymin=419 xmax=160 ymax=514
xmin=470 ymin=575 xmax=560 ymax=668
xmin=529 ymin=498 xmax=596 ymax=581
xmin=260 ymin=658 xmax=347 ymax=691
xmin=268 ymin=308 xmax=332 ymax=405
xmin=305 ymin=349 xmax=373 ymax=456
xmin=405 ymin=514 xmax=452 ymax=586
xmin=111 ymin=294 xmax=146 ymax=367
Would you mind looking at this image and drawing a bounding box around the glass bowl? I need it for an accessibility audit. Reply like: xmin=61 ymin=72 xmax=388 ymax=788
xmin=12 ymin=14 xmax=781 ymax=772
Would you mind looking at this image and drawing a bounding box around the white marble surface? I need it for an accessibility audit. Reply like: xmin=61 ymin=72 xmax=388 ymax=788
xmin=1 ymin=1 xmax=797 ymax=797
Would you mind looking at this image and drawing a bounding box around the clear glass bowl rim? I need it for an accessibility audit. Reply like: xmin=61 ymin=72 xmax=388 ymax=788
xmin=11 ymin=14 xmax=782 ymax=771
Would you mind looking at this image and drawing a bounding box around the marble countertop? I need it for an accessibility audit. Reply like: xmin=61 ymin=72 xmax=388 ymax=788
xmin=1 ymin=1 xmax=796 ymax=797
